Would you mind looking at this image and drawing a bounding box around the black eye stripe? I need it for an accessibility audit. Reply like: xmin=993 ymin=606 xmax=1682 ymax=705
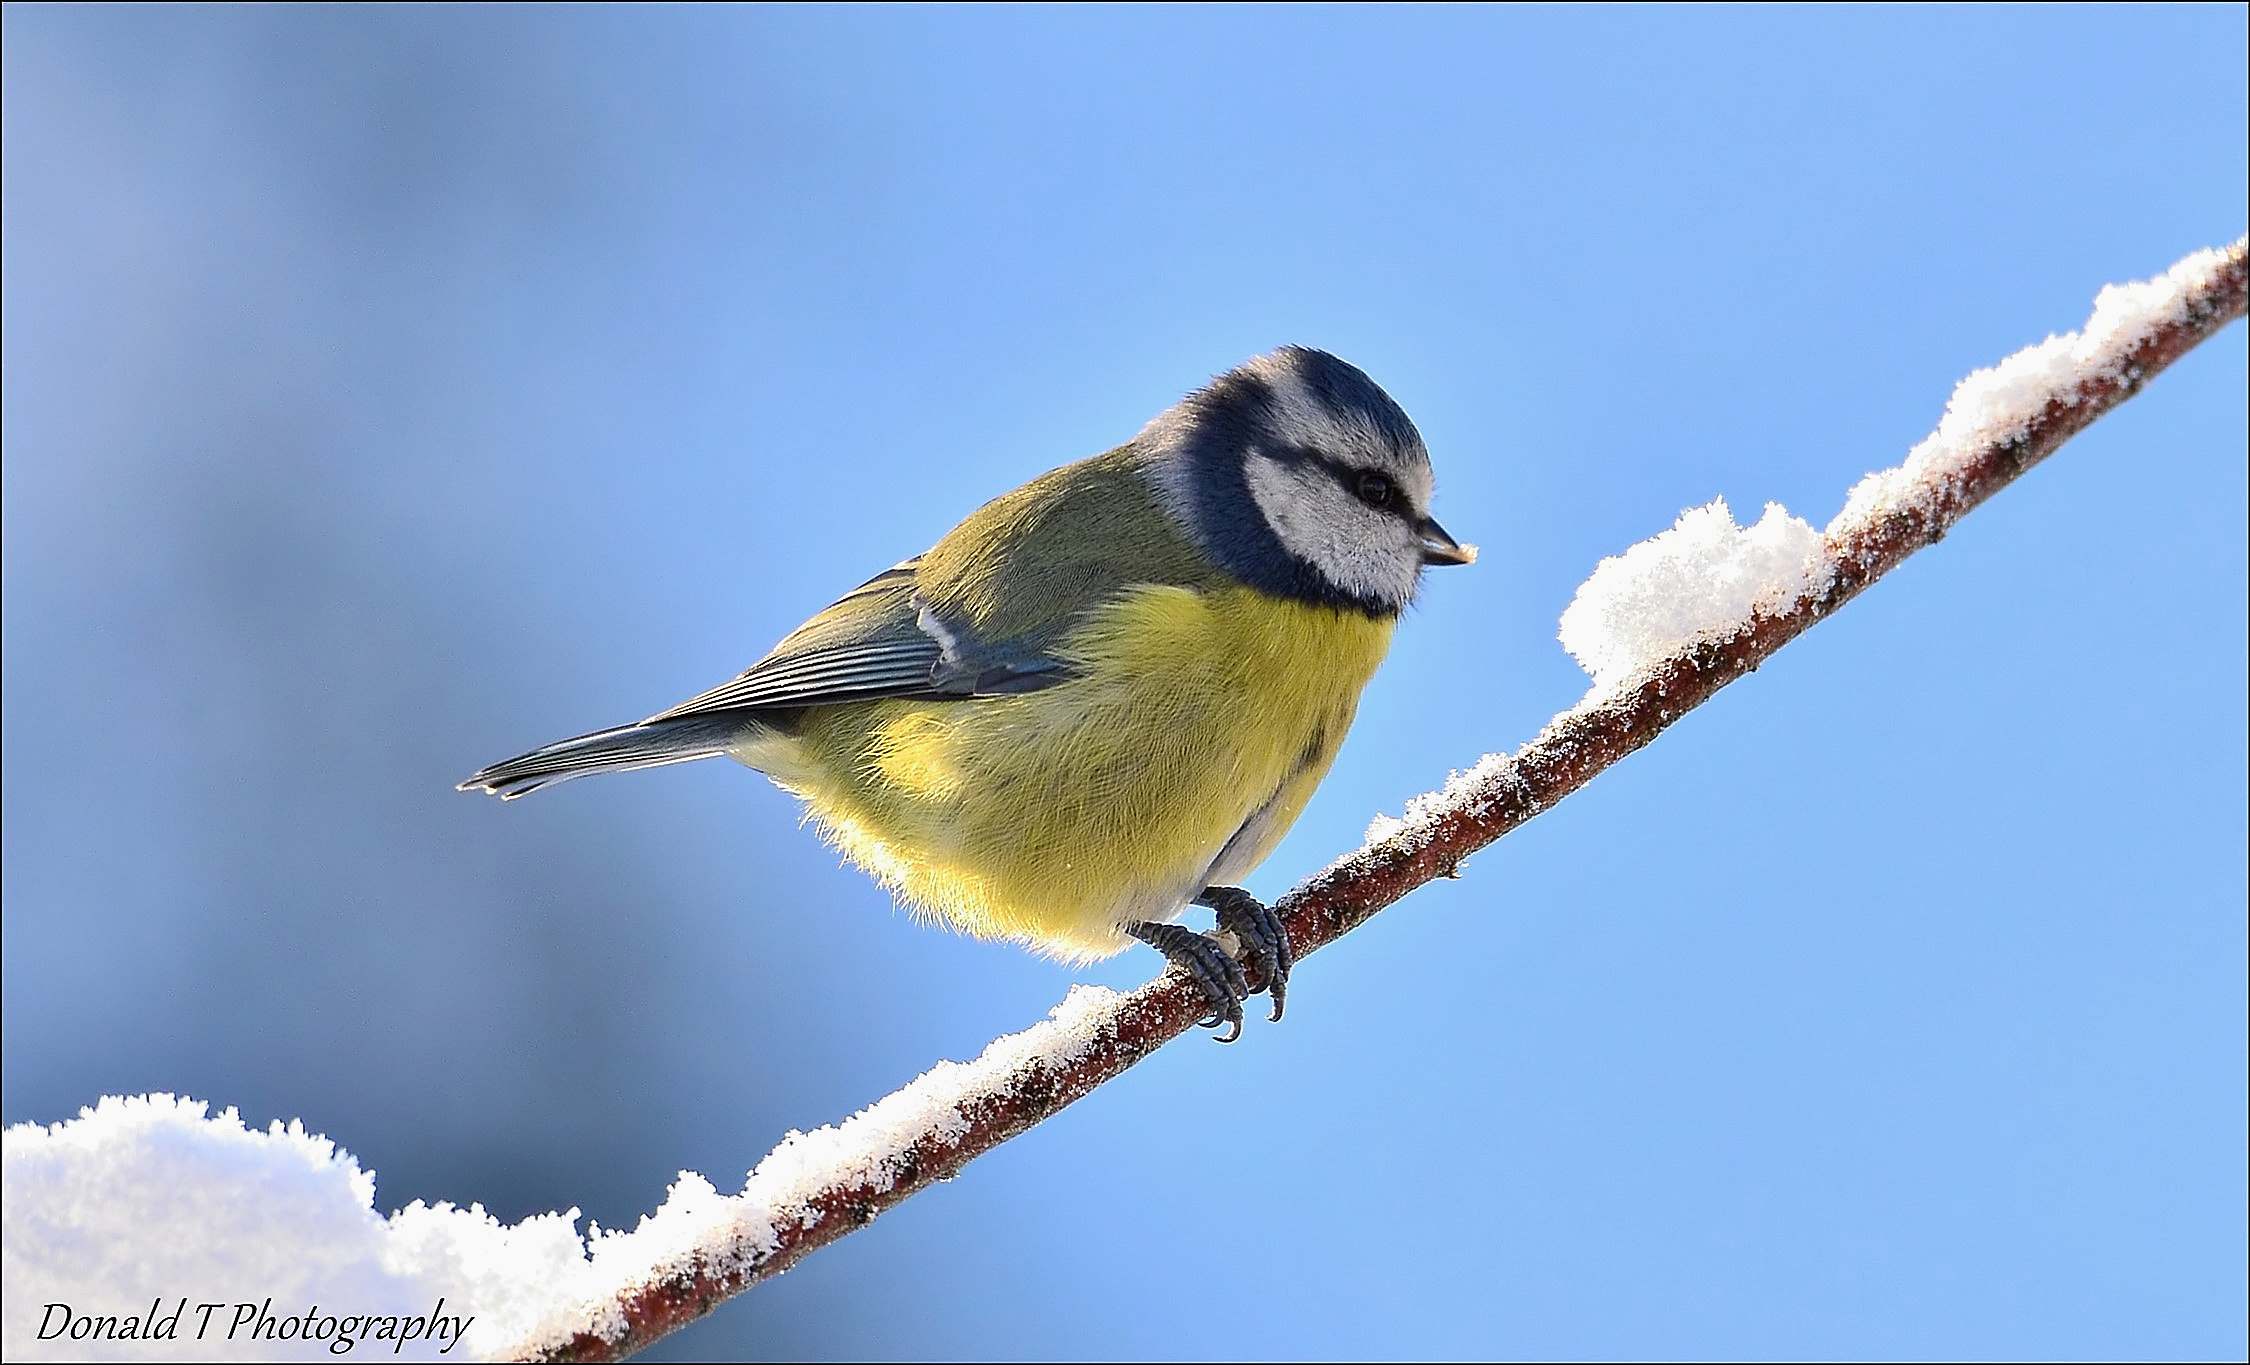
xmin=1276 ymin=447 xmax=1418 ymax=522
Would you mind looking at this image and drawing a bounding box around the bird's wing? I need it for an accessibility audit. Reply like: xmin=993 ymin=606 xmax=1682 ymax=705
xmin=648 ymin=445 xmax=1220 ymax=723
xmin=643 ymin=558 xmax=1066 ymax=722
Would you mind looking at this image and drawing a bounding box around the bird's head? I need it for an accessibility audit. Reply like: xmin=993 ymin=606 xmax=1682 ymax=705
xmin=1144 ymin=345 xmax=1472 ymax=617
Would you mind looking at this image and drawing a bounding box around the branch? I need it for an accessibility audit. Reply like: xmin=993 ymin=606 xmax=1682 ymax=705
xmin=516 ymin=240 xmax=2246 ymax=1363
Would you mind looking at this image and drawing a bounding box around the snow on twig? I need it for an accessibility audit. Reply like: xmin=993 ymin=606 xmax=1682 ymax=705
xmin=5 ymin=240 xmax=2242 ymax=1364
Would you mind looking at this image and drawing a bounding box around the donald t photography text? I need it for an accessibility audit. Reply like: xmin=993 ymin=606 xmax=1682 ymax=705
xmin=35 ymin=1298 xmax=472 ymax=1357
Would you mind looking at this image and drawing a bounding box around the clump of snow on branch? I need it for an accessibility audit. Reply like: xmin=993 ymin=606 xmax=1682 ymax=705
xmin=2 ymin=987 xmax=1122 ymax=1362
xmin=1837 ymin=241 xmax=2242 ymax=533
xmin=1543 ymin=240 xmax=2244 ymax=702
xmin=1557 ymin=498 xmax=1832 ymax=694
xmin=1362 ymin=751 xmax=1521 ymax=851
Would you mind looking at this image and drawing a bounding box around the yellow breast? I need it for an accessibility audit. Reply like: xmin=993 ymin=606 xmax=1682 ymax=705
xmin=745 ymin=585 xmax=1395 ymax=960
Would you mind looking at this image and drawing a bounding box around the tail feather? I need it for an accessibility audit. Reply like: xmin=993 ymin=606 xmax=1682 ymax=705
xmin=458 ymin=715 xmax=754 ymax=800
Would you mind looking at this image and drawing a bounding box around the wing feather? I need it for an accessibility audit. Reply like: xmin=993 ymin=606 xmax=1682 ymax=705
xmin=643 ymin=557 xmax=1062 ymax=722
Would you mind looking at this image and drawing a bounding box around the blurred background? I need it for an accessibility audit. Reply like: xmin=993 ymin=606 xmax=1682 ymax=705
xmin=4 ymin=6 xmax=2244 ymax=1360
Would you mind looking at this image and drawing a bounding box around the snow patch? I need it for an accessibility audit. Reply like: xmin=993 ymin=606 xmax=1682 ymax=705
xmin=3 ymin=987 xmax=1123 ymax=1361
xmin=1555 ymin=241 xmax=2241 ymax=700
xmin=1558 ymin=498 xmax=1831 ymax=694
xmin=1 ymin=1095 xmax=576 ymax=1360
xmin=1836 ymin=242 xmax=2239 ymax=532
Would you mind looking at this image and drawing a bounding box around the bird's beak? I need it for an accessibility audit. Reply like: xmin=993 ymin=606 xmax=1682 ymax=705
xmin=1417 ymin=516 xmax=1477 ymax=566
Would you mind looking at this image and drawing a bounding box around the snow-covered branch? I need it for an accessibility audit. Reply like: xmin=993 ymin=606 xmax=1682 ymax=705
xmin=4 ymin=240 xmax=2242 ymax=1365
xmin=516 ymin=238 xmax=2249 ymax=1363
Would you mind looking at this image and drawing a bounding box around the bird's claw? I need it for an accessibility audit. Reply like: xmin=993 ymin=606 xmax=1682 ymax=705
xmin=1127 ymin=920 xmax=1249 ymax=1042
xmin=1197 ymin=886 xmax=1293 ymax=1022
xmin=1128 ymin=889 xmax=1295 ymax=1042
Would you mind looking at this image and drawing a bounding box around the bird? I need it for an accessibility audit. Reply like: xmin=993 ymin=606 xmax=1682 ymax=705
xmin=460 ymin=345 xmax=1473 ymax=1039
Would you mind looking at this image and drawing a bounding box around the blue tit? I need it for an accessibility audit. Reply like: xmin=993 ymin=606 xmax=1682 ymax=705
xmin=461 ymin=345 xmax=1473 ymax=1039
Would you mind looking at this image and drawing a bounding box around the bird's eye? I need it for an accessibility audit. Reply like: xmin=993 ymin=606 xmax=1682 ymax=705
xmin=1354 ymin=470 xmax=1396 ymax=510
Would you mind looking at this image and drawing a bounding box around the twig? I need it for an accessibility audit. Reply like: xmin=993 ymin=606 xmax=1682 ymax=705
xmin=519 ymin=240 xmax=2246 ymax=1363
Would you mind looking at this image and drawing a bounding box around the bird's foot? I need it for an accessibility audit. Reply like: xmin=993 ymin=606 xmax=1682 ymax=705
xmin=1196 ymin=885 xmax=1293 ymax=1023
xmin=1127 ymin=920 xmax=1249 ymax=1042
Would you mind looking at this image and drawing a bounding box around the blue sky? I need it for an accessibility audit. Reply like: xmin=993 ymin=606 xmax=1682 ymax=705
xmin=3 ymin=5 xmax=2244 ymax=1359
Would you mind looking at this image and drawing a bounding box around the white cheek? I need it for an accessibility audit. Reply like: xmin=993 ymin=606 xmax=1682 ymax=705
xmin=1243 ymin=453 xmax=1419 ymax=607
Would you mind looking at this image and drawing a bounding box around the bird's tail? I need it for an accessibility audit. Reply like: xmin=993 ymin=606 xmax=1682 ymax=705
xmin=458 ymin=714 xmax=758 ymax=800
